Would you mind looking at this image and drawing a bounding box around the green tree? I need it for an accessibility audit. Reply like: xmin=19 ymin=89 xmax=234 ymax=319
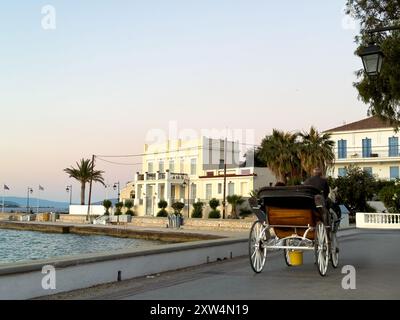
xmin=208 ymin=198 xmax=221 ymax=219
xmin=298 ymin=126 xmax=335 ymax=176
xmin=346 ymin=0 xmax=400 ymax=127
xmin=171 ymin=202 xmax=185 ymax=216
xmin=227 ymin=195 xmax=245 ymax=219
xmin=102 ymin=199 xmax=112 ymax=215
xmin=157 ymin=200 xmax=168 ymax=217
xmin=191 ymin=201 xmax=204 ymax=218
xmin=331 ymin=165 xmax=376 ymax=212
xmin=258 ymin=130 xmax=302 ymax=184
xmin=64 ymin=158 xmax=105 ymax=205
xmin=124 ymin=200 xmax=134 ymax=216
xmin=115 ymin=202 xmax=123 ymax=216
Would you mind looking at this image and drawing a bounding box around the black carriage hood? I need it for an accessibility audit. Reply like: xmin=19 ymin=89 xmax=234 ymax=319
xmin=257 ymin=185 xmax=323 ymax=209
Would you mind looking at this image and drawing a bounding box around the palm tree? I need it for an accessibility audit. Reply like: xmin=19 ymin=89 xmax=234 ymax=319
xmin=64 ymin=158 xmax=105 ymax=205
xmin=258 ymin=130 xmax=302 ymax=183
xmin=227 ymin=195 xmax=245 ymax=219
xmin=298 ymin=127 xmax=335 ymax=176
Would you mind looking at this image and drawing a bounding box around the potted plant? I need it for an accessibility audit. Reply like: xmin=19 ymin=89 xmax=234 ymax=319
xmin=191 ymin=201 xmax=204 ymax=218
xmin=157 ymin=200 xmax=168 ymax=217
xmin=171 ymin=201 xmax=185 ymax=227
xmin=102 ymin=199 xmax=112 ymax=216
xmin=208 ymin=198 xmax=221 ymax=219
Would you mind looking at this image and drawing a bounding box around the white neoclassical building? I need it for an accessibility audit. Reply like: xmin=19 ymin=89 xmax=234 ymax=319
xmin=326 ymin=116 xmax=400 ymax=180
xmin=121 ymin=137 xmax=276 ymax=216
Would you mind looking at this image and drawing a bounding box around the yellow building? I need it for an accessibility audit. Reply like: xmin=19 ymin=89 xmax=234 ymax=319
xmin=122 ymin=137 xmax=276 ymax=216
xmin=326 ymin=116 xmax=400 ymax=180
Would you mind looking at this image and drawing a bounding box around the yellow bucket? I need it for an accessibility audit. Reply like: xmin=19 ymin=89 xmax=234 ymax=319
xmin=288 ymin=250 xmax=303 ymax=266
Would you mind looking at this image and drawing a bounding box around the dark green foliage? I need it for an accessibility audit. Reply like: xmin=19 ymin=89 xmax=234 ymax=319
xmin=115 ymin=201 xmax=123 ymax=216
xmin=209 ymin=198 xmax=220 ymax=210
xmin=64 ymin=158 xmax=105 ymax=205
xmin=257 ymin=128 xmax=334 ymax=183
xmin=158 ymin=200 xmax=168 ymax=209
xmin=379 ymin=182 xmax=400 ymax=212
xmin=346 ymin=0 xmax=400 ymax=127
xmin=227 ymin=195 xmax=245 ymax=219
xmin=191 ymin=202 xmax=204 ymax=218
xmin=124 ymin=200 xmax=134 ymax=215
xmin=157 ymin=209 xmax=168 ymax=217
xmin=171 ymin=202 xmax=185 ymax=215
xmin=157 ymin=200 xmax=169 ymax=217
xmin=102 ymin=199 xmax=112 ymax=215
xmin=331 ymin=165 xmax=376 ymax=212
xmin=209 ymin=210 xmax=221 ymax=219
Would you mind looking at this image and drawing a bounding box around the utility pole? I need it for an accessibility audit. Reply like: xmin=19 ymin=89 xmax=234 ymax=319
xmin=87 ymin=154 xmax=95 ymax=222
xmin=222 ymin=136 xmax=227 ymax=219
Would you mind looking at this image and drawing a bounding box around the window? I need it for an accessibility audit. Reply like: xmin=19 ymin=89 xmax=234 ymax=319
xmin=338 ymin=168 xmax=347 ymax=177
xmin=206 ymin=184 xmax=212 ymax=200
xmin=389 ymin=137 xmax=399 ymax=157
xmin=390 ymin=167 xmax=399 ymax=180
xmin=180 ymin=159 xmax=185 ymax=173
xmin=362 ymin=138 xmax=372 ymax=158
xmin=159 ymin=161 xmax=164 ymax=173
xmin=338 ymin=140 xmax=347 ymax=159
xmin=228 ymin=182 xmax=235 ymax=196
xmin=191 ymin=184 xmax=197 ymax=200
xmin=148 ymin=162 xmax=154 ymax=173
xmin=169 ymin=160 xmax=174 ymax=172
xmin=180 ymin=185 xmax=185 ymax=199
xmin=218 ymin=183 xmax=222 ymax=194
xmin=363 ymin=167 xmax=373 ymax=176
xmin=191 ymin=159 xmax=197 ymax=175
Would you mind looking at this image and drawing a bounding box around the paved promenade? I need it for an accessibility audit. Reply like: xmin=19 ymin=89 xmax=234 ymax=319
xmin=41 ymin=228 xmax=400 ymax=300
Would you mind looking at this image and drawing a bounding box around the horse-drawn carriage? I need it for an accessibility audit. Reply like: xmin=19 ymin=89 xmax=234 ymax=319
xmin=249 ymin=186 xmax=339 ymax=276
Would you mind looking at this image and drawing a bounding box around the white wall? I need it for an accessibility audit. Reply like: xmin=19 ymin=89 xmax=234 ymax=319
xmin=0 ymin=239 xmax=247 ymax=300
xmin=69 ymin=205 xmax=104 ymax=215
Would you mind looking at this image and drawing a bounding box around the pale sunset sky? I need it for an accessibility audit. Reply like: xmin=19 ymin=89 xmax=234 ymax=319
xmin=0 ymin=1 xmax=368 ymax=202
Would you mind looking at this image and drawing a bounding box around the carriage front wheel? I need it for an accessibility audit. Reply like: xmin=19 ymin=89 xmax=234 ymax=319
xmin=249 ymin=221 xmax=269 ymax=273
xmin=330 ymin=231 xmax=339 ymax=268
xmin=315 ymin=221 xmax=329 ymax=276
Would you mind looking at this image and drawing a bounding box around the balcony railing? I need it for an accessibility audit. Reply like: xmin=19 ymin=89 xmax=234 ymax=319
xmin=136 ymin=172 xmax=188 ymax=182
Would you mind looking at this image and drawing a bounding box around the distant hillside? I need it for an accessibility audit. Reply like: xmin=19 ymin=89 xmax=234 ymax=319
xmin=1 ymin=201 xmax=20 ymax=207
xmin=2 ymin=197 xmax=69 ymax=209
xmin=93 ymin=199 xmax=119 ymax=206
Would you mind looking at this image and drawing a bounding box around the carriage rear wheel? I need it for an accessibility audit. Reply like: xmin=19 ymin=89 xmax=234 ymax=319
xmin=330 ymin=231 xmax=339 ymax=268
xmin=249 ymin=221 xmax=269 ymax=273
xmin=315 ymin=222 xmax=329 ymax=276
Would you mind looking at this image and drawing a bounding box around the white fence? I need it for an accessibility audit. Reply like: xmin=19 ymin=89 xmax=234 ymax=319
xmin=356 ymin=212 xmax=400 ymax=229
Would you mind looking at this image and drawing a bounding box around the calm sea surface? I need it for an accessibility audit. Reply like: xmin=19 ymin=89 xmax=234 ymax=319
xmin=0 ymin=228 xmax=164 ymax=264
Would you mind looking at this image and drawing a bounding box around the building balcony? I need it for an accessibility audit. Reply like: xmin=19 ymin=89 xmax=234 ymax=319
xmin=135 ymin=170 xmax=189 ymax=184
xmin=336 ymin=154 xmax=400 ymax=164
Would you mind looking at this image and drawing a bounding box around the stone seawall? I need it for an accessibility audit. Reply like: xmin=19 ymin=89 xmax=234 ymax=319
xmin=0 ymin=221 xmax=223 ymax=243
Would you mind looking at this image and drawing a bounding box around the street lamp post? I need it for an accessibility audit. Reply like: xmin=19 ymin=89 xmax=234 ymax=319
xmin=26 ymin=187 xmax=33 ymax=214
xmin=66 ymin=185 xmax=72 ymax=205
xmin=359 ymin=25 xmax=400 ymax=77
xmin=182 ymin=176 xmax=190 ymax=219
xmin=113 ymin=182 xmax=120 ymax=202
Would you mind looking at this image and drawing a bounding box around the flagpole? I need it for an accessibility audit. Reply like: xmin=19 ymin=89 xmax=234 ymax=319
xmin=37 ymin=187 xmax=40 ymax=214
xmin=2 ymin=185 xmax=4 ymax=214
